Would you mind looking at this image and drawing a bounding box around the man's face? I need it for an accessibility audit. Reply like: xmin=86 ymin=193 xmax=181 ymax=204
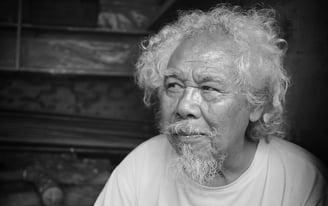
xmin=160 ymin=33 xmax=253 ymax=184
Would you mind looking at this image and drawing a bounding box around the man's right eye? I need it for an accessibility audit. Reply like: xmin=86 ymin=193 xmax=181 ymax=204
xmin=165 ymin=82 xmax=184 ymax=93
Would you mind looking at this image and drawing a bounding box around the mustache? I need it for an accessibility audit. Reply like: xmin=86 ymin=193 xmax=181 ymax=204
xmin=161 ymin=121 xmax=219 ymax=137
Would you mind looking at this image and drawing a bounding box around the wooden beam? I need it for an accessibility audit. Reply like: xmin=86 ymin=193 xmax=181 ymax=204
xmin=146 ymin=0 xmax=176 ymax=28
xmin=0 ymin=28 xmax=145 ymax=76
xmin=0 ymin=111 xmax=152 ymax=153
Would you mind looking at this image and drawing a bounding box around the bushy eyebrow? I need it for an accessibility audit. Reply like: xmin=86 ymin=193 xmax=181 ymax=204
xmin=164 ymin=66 xmax=231 ymax=86
xmin=195 ymin=65 xmax=232 ymax=82
xmin=194 ymin=73 xmax=228 ymax=86
xmin=163 ymin=70 xmax=186 ymax=81
xmin=197 ymin=75 xmax=223 ymax=82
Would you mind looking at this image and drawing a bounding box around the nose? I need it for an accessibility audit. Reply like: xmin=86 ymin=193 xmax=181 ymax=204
xmin=176 ymin=87 xmax=201 ymax=119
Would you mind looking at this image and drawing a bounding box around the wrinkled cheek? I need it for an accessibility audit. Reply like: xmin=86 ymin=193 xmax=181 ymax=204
xmin=161 ymin=96 xmax=178 ymax=123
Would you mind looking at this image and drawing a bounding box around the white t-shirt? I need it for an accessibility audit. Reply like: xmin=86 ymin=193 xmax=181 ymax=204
xmin=94 ymin=135 xmax=327 ymax=206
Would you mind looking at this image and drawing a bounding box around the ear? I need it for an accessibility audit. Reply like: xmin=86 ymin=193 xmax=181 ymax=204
xmin=249 ymin=106 xmax=264 ymax=122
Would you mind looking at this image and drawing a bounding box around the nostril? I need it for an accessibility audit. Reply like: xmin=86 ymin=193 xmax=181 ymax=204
xmin=175 ymin=113 xmax=184 ymax=121
xmin=186 ymin=113 xmax=197 ymax=119
xmin=176 ymin=111 xmax=197 ymax=120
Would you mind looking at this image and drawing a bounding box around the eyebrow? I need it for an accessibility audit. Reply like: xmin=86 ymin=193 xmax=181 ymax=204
xmin=195 ymin=73 xmax=227 ymax=84
xmin=164 ymin=66 xmax=231 ymax=84
xmin=198 ymin=77 xmax=220 ymax=84
xmin=163 ymin=70 xmax=186 ymax=81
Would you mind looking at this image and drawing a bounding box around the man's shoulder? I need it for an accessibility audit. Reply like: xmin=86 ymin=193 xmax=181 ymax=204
xmin=124 ymin=134 xmax=172 ymax=164
xmin=268 ymin=138 xmax=318 ymax=162
xmin=134 ymin=134 xmax=170 ymax=153
xmin=265 ymin=137 xmax=327 ymax=177
xmin=262 ymin=138 xmax=328 ymax=204
xmin=114 ymin=134 xmax=171 ymax=182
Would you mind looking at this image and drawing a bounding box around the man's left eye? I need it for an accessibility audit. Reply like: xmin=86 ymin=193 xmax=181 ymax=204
xmin=200 ymin=85 xmax=225 ymax=101
xmin=200 ymin=85 xmax=220 ymax=92
xmin=165 ymin=82 xmax=184 ymax=93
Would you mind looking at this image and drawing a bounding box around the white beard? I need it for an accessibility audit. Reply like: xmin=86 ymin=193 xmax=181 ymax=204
xmin=169 ymin=144 xmax=226 ymax=185
xmin=169 ymin=142 xmax=226 ymax=185
xmin=160 ymin=119 xmax=227 ymax=185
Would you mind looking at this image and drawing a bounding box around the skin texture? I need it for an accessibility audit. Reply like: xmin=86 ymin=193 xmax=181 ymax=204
xmin=160 ymin=32 xmax=261 ymax=187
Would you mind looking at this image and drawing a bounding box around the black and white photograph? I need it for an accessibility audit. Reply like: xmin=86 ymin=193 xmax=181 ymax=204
xmin=0 ymin=0 xmax=327 ymax=205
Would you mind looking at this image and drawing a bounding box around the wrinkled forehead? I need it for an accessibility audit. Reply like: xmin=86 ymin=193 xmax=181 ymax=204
xmin=171 ymin=32 xmax=238 ymax=60
xmin=166 ymin=32 xmax=240 ymax=83
xmin=164 ymin=65 xmax=237 ymax=88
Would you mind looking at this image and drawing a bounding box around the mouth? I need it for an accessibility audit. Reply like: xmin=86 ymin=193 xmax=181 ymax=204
xmin=172 ymin=132 xmax=208 ymax=144
xmin=174 ymin=133 xmax=214 ymax=156
xmin=163 ymin=121 xmax=215 ymax=145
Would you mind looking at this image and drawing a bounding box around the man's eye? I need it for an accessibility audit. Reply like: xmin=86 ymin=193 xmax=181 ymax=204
xmin=165 ymin=82 xmax=184 ymax=93
xmin=201 ymin=85 xmax=220 ymax=92
xmin=200 ymin=85 xmax=225 ymax=101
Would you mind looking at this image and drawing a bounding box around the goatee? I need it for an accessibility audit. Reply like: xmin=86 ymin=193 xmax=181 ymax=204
xmin=169 ymin=143 xmax=226 ymax=185
xmin=162 ymin=121 xmax=227 ymax=185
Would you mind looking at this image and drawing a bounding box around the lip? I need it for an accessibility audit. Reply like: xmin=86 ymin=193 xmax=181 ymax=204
xmin=178 ymin=135 xmax=212 ymax=152
xmin=178 ymin=134 xmax=205 ymax=144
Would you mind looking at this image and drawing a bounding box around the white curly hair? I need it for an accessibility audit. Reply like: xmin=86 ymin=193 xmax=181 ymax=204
xmin=135 ymin=4 xmax=290 ymax=141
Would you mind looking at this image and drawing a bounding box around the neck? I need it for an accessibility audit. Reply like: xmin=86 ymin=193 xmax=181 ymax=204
xmin=206 ymin=138 xmax=258 ymax=187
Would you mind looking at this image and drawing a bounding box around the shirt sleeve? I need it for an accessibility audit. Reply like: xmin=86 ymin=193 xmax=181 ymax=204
xmin=294 ymin=157 xmax=328 ymax=206
xmin=307 ymin=172 xmax=328 ymax=206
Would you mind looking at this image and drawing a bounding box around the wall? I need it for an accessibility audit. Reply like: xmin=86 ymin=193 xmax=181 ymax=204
xmin=0 ymin=73 xmax=152 ymax=121
xmin=245 ymin=0 xmax=328 ymax=164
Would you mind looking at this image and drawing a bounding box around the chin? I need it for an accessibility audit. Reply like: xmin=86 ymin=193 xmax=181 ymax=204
xmin=168 ymin=142 xmax=226 ymax=185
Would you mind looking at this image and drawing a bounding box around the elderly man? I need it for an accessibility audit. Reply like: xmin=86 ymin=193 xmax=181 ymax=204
xmin=95 ymin=5 xmax=327 ymax=206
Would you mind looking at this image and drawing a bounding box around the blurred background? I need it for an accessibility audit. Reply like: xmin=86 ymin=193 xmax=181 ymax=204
xmin=0 ymin=0 xmax=327 ymax=205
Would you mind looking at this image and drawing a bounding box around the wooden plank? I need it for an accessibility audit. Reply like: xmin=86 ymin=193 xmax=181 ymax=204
xmin=0 ymin=73 xmax=152 ymax=121
xmin=0 ymin=31 xmax=17 ymax=68
xmin=20 ymin=36 xmax=137 ymax=74
xmin=0 ymin=23 xmax=150 ymax=35
xmin=0 ymin=111 xmax=152 ymax=151
xmin=146 ymin=0 xmax=176 ymax=28
xmin=0 ymin=30 xmax=144 ymax=75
